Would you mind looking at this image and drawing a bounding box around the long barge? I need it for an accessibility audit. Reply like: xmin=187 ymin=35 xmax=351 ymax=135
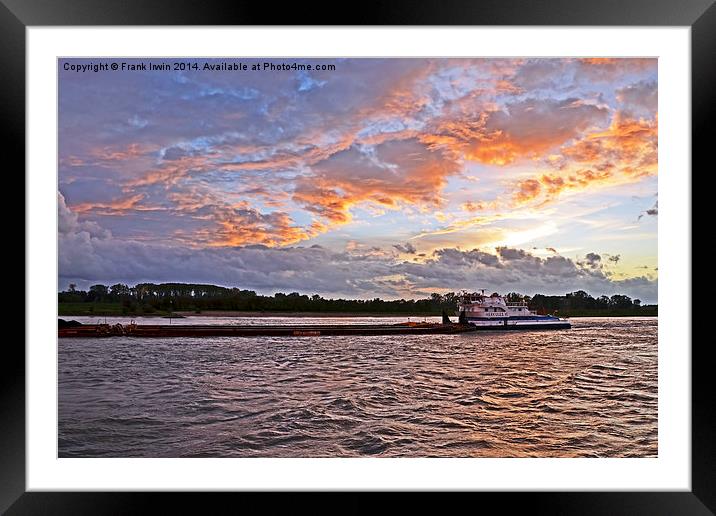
xmin=58 ymin=321 xmax=478 ymax=338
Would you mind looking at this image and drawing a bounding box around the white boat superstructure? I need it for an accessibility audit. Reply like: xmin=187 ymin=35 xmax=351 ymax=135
xmin=458 ymin=290 xmax=571 ymax=330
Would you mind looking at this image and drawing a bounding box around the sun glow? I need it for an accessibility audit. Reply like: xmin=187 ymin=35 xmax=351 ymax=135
xmin=491 ymin=222 xmax=559 ymax=248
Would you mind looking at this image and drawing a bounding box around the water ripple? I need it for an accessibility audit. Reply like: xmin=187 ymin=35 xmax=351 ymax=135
xmin=58 ymin=316 xmax=657 ymax=457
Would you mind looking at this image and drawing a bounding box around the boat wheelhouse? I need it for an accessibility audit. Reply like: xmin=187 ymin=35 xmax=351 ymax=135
xmin=458 ymin=290 xmax=571 ymax=330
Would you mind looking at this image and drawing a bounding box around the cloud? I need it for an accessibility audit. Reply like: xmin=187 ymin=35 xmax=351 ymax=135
xmin=461 ymin=201 xmax=488 ymax=212
xmin=509 ymin=112 xmax=657 ymax=208
xmin=58 ymin=192 xmax=111 ymax=239
xmin=194 ymin=206 xmax=325 ymax=247
xmin=575 ymin=58 xmax=657 ymax=82
xmin=575 ymin=252 xmax=603 ymax=271
xmin=424 ymin=97 xmax=609 ymax=166
xmin=393 ymin=242 xmax=417 ymax=254
xmin=513 ymin=179 xmax=543 ymax=204
xmin=65 ymin=185 xmax=327 ymax=248
xmin=561 ymin=113 xmax=657 ymax=175
xmin=58 ymin=58 xmax=658 ymax=298
xmin=617 ymin=80 xmax=658 ymax=114
xmin=293 ymin=138 xmax=461 ymax=226
xmin=510 ymin=59 xmax=567 ymax=91
xmin=496 ymin=246 xmax=529 ymax=261
xmin=162 ymin=146 xmax=188 ymax=161
xmin=638 ymin=199 xmax=658 ymax=220
xmin=69 ymin=193 xmax=146 ymax=215
xmin=59 ymin=199 xmax=657 ymax=302
xmin=127 ymin=114 xmax=148 ymax=129
xmin=513 ymin=168 xmax=616 ymax=206
xmin=400 ymin=246 xmax=656 ymax=302
xmin=60 ymin=60 xmax=657 ymax=227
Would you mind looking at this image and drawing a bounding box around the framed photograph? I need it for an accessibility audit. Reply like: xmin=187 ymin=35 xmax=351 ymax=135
xmin=7 ymin=0 xmax=711 ymax=512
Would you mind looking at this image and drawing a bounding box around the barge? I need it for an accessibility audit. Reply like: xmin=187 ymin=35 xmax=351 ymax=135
xmin=57 ymin=320 xmax=478 ymax=338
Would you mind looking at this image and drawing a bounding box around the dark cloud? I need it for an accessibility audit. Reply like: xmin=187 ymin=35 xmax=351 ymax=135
xmin=433 ymin=248 xmax=502 ymax=268
xmin=638 ymin=199 xmax=658 ymax=220
xmin=496 ymin=246 xmax=529 ymax=261
xmin=162 ymin=146 xmax=187 ymax=161
xmin=510 ymin=59 xmax=568 ymax=91
xmin=617 ymin=80 xmax=658 ymax=114
xmin=578 ymin=252 xmax=602 ymax=270
xmin=393 ymin=242 xmax=417 ymax=254
xmin=486 ymin=97 xmax=609 ymax=148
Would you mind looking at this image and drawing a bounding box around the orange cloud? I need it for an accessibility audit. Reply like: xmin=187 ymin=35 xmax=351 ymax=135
xmin=561 ymin=113 xmax=657 ymax=177
xmin=235 ymin=185 xmax=290 ymax=209
xmin=95 ymin=142 xmax=154 ymax=162
xmin=513 ymin=168 xmax=619 ymax=206
xmin=208 ymin=210 xmax=325 ymax=247
xmin=510 ymin=110 xmax=658 ymax=207
xmin=124 ymin=152 xmax=217 ymax=188
xmin=168 ymin=197 xmax=328 ymax=248
xmin=163 ymin=187 xmax=331 ymax=247
xmin=513 ymin=179 xmax=543 ymax=204
xmin=423 ymin=98 xmax=610 ymax=166
xmin=461 ymin=200 xmax=499 ymax=213
xmin=70 ymin=193 xmax=146 ymax=214
xmin=60 ymin=143 xmax=158 ymax=171
xmin=293 ymin=138 xmax=461 ymax=226
xmin=292 ymin=185 xmax=354 ymax=224
xmin=576 ymin=58 xmax=656 ymax=81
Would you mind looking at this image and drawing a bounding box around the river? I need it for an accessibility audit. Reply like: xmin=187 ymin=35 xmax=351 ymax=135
xmin=58 ymin=316 xmax=657 ymax=457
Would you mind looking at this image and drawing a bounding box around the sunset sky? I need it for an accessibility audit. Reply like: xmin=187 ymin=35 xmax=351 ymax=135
xmin=58 ymin=58 xmax=658 ymax=302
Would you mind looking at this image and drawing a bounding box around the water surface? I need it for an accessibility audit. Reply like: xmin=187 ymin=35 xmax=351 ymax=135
xmin=58 ymin=316 xmax=657 ymax=457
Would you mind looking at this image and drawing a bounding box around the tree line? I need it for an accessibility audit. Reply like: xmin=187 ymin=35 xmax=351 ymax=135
xmin=58 ymin=283 xmax=655 ymax=316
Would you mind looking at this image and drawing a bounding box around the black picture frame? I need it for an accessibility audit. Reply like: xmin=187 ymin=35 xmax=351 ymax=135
xmin=5 ymin=0 xmax=711 ymax=513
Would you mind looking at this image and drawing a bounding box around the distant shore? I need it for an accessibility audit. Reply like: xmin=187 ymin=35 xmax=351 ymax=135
xmin=59 ymin=308 xmax=657 ymax=319
xmin=173 ymin=311 xmax=436 ymax=318
xmin=176 ymin=310 xmax=657 ymax=318
xmin=59 ymin=287 xmax=655 ymax=319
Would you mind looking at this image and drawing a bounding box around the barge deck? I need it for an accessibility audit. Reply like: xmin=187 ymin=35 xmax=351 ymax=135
xmin=58 ymin=321 xmax=478 ymax=338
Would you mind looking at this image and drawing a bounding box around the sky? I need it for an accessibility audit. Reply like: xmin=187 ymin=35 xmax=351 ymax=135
xmin=58 ymin=58 xmax=658 ymax=303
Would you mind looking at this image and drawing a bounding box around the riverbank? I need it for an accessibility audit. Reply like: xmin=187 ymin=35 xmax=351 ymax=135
xmin=175 ymin=310 xmax=443 ymax=318
xmin=176 ymin=310 xmax=657 ymax=318
xmin=59 ymin=306 xmax=657 ymax=318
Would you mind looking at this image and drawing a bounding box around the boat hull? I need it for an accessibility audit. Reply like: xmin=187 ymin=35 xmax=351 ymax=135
xmin=468 ymin=322 xmax=571 ymax=331
xmin=465 ymin=318 xmax=571 ymax=330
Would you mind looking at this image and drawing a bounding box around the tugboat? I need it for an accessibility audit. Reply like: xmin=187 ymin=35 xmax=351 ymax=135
xmin=457 ymin=290 xmax=571 ymax=330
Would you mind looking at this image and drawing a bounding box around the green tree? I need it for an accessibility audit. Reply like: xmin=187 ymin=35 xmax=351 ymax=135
xmin=109 ymin=283 xmax=130 ymax=298
xmin=88 ymin=284 xmax=108 ymax=302
xmin=609 ymin=294 xmax=633 ymax=309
